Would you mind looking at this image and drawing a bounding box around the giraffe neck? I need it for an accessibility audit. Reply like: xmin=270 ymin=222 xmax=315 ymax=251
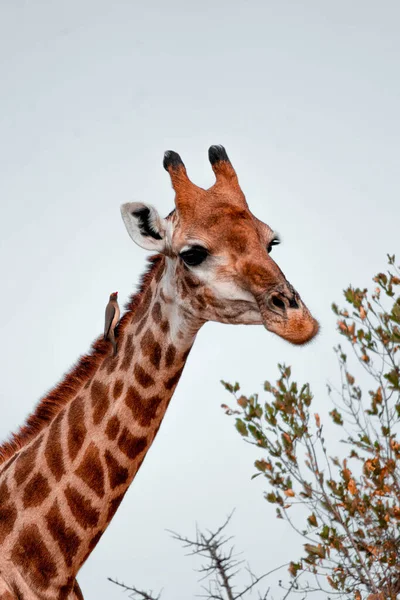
xmin=0 ymin=255 xmax=202 ymax=595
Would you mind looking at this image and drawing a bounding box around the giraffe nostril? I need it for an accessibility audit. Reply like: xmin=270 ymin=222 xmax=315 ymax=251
xmin=272 ymin=296 xmax=285 ymax=310
xmin=270 ymin=294 xmax=286 ymax=312
xmin=289 ymin=295 xmax=299 ymax=309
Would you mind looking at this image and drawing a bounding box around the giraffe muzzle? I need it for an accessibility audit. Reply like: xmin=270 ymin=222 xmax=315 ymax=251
xmin=258 ymin=289 xmax=319 ymax=345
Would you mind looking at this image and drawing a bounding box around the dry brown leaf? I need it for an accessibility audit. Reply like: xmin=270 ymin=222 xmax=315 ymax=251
xmin=348 ymin=479 xmax=357 ymax=495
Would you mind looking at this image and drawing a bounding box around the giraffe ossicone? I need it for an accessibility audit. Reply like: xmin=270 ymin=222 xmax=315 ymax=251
xmin=0 ymin=145 xmax=318 ymax=599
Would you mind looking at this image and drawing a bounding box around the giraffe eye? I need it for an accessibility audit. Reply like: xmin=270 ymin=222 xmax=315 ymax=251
xmin=267 ymin=238 xmax=280 ymax=254
xmin=180 ymin=245 xmax=209 ymax=267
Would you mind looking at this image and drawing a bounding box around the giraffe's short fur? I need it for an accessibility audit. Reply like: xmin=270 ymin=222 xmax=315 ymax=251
xmin=105 ymin=451 xmax=129 ymax=490
xmin=74 ymin=443 xmax=105 ymax=499
xmin=112 ymin=380 xmax=124 ymax=400
xmin=105 ymin=415 xmax=121 ymax=440
xmin=0 ymin=146 xmax=318 ymax=598
xmin=45 ymin=501 xmax=81 ymax=568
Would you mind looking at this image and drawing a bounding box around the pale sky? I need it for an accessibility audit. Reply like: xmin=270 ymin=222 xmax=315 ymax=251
xmin=0 ymin=1 xmax=399 ymax=598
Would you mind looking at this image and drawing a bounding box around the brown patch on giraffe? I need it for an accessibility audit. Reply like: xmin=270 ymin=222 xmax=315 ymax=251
xmin=125 ymin=387 xmax=162 ymax=427
xmin=165 ymin=344 xmax=176 ymax=368
xmin=107 ymin=492 xmax=126 ymax=522
xmin=14 ymin=435 xmax=42 ymax=486
xmin=45 ymin=412 xmax=66 ymax=482
xmin=91 ymin=381 xmax=110 ymax=425
xmin=0 ymin=482 xmax=17 ymax=545
xmin=0 ymin=481 xmax=10 ymax=504
xmin=160 ymin=320 xmax=170 ymax=334
xmin=120 ymin=334 xmax=135 ymax=371
xmin=45 ymin=501 xmax=81 ymax=568
xmin=132 ymin=287 xmax=152 ymax=323
xmin=0 ymin=503 xmax=17 ymax=545
xmin=134 ymin=364 xmax=154 ymax=389
xmin=185 ymin=274 xmax=202 ymax=289
xmin=0 ymin=592 xmax=15 ymax=600
xmin=118 ymin=428 xmax=147 ymax=460
xmin=154 ymin=263 xmax=164 ymax=282
xmin=124 ymin=334 xmax=134 ymax=353
xmin=140 ymin=328 xmax=154 ymax=351
xmin=12 ymin=524 xmax=57 ymax=589
xmin=75 ymin=443 xmax=105 ymax=499
xmin=135 ymin=315 xmax=148 ymax=336
xmin=105 ymin=415 xmax=121 ymax=441
xmin=58 ymin=578 xmax=75 ymax=600
xmin=140 ymin=329 xmax=162 ymax=370
xmin=23 ymin=473 xmax=50 ymax=508
xmin=194 ymin=295 xmax=207 ymax=310
xmin=152 ymin=301 xmax=162 ymax=324
xmin=0 ymin=255 xmax=164 ymax=466
xmin=113 ymin=379 xmax=124 ymax=399
xmin=165 ymin=365 xmax=184 ymax=390
xmin=68 ymin=396 xmax=87 ymax=463
xmin=64 ymin=485 xmax=100 ymax=529
xmin=104 ymin=450 xmax=129 ymax=489
xmin=179 ymin=282 xmax=189 ymax=299
xmin=107 ymin=358 xmax=118 ymax=375
xmin=150 ymin=342 xmax=162 ymax=370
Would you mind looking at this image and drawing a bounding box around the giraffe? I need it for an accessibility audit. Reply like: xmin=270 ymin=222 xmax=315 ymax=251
xmin=0 ymin=145 xmax=318 ymax=599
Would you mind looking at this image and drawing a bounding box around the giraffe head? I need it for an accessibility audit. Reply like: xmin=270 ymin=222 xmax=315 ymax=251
xmin=121 ymin=146 xmax=318 ymax=345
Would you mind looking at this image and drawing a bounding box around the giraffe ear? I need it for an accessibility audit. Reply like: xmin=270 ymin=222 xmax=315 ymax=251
xmin=120 ymin=202 xmax=167 ymax=251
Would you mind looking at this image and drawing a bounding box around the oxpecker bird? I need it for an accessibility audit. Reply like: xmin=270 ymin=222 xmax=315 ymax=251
xmin=104 ymin=292 xmax=120 ymax=356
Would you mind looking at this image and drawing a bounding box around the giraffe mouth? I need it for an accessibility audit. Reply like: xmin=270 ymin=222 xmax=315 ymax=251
xmin=256 ymin=293 xmax=319 ymax=345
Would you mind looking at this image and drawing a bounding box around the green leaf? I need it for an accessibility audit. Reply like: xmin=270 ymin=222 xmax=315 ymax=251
xmin=288 ymin=561 xmax=301 ymax=577
xmin=255 ymin=459 xmax=269 ymax=472
xmin=221 ymin=380 xmax=234 ymax=392
xmin=320 ymin=525 xmax=330 ymax=540
xmin=385 ymin=368 xmax=400 ymax=389
xmin=304 ymin=543 xmax=325 ymax=558
xmin=330 ymin=409 xmax=344 ymax=425
xmin=235 ymin=419 xmax=248 ymax=437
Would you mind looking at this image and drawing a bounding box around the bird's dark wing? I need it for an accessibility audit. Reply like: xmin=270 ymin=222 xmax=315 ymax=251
xmin=104 ymin=302 xmax=115 ymax=339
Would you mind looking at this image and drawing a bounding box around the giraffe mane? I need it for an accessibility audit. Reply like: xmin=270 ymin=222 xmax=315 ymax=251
xmin=0 ymin=254 xmax=164 ymax=466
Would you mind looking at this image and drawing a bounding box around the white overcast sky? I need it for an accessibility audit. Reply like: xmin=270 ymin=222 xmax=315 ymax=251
xmin=0 ymin=1 xmax=399 ymax=598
